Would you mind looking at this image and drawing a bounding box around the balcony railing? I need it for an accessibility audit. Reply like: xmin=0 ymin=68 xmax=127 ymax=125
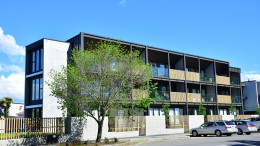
xmin=186 ymin=71 xmax=200 ymax=82
xmin=218 ymin=95 xmax=231 ymax=104
xmin=169 ymin=69 xmax=185 ymax=80
xmin=150 ymin=91 xmax=170 ymax=101
xmin=170 ymin=92 xmax=186 ymax=102
xmin=230 ymin=77 xmax=240 ymax=85
xmin=231 ymin=96 xmax=242 ymax=103
xmin=202 ymin=94 xmax=216 ymax=102
xmin=187 ymin=93 xmax=201 ymax=103
xmin=200 ymin=74 xmax=215 ymax=82
xmin=216 ymin=76 xmax=230 ymax=85
xmin=152 ymin=66 xmax=169 ymax=78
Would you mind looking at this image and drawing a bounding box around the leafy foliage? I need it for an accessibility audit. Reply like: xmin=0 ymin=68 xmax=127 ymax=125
xmin=229 ymin=103 xmax=236 ymax=115
xmin=256 ymin=105 xmax=260 ymax=116
xmin=199 ymin=103 xmax=206 ymax=118
xmin=0 ymin=97 xmax=13 ymax=118
xmin=47 ymin=41 xmax=154 ymax=142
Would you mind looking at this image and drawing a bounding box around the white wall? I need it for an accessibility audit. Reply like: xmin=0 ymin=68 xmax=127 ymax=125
xmin=70 ymin=117 xmax=139 ymax=141
xmin=145 ymin=116 xmax=184 ymax=136
xmin=43 ymin=39 xmax=70 ymax=117
xmin=9 ymin=103 xmax=24 ymax=117
xmin=188 ymin=115 xmax=204 ymax=130
xmin=222 ymin=115 xmax=234 ymax=121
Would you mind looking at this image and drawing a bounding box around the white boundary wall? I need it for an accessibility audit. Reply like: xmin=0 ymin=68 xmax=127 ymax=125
xmin=145 ymin=116 xmax=184 ymax=136
xmin=222 ymin=115 xmax=234 ymax=121
xmin=188 ymin=115 xmax=204 ymax=130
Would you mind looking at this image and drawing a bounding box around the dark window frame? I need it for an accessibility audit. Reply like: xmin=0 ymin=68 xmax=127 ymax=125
xmin=30 ymin=48 xmax=43 ymax=74
xmin=30 ymin=76 xmax=43 ymax=105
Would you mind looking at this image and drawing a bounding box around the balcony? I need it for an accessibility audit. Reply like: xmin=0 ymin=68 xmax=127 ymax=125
xmin=187 ymin=93 xmax=201 ymax=103
xmin=170 ymin=92 xmax=186 ymax=102
xmin=186 ymin=72 xmax=200 ymax=82
xmin=231 ymin=96 xmax=242 ymax=103
xmin=200 ymin=74 xmax=215 ymax=83
xmin=169 ymin=69 xmax=185 ymax=80
xmin=152 ymin=66 xmax=169 ymax=78
xmin=150 ymin=91 xmax=170 ymax=101
xmin=216 ymin=76 xmax=230 ymax=85
xmin=218 ymin=95 xmax=231 ymax=104
xmin=202 ymin=94 xmax=216 ymax=103
xmin=230 ymin=77 xmax=240 ymax=85
xmin=132 ymin=89 xmax=148 ymax=100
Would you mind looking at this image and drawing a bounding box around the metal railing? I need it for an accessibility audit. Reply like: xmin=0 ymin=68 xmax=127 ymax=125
xmin=202 ymin=94 xmax=216 ymax=102
xmin=150 ymin=91 xmax=170 ymax=101
xmin=230 ymin=77 xmax=240 ymax=85
xmin=152 ymin=67 xmax=169 ymax=78
xmin=231 ymin=96 xmax=242 ymax=103
xmin=200 ymin=74 xmax=215 ymax=82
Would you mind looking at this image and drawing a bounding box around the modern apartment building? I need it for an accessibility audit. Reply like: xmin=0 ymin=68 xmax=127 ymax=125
xmin=24 ymin=32 xmax=243 ymax=118
xmin=242 ymin=80 xmax=260 ymax=114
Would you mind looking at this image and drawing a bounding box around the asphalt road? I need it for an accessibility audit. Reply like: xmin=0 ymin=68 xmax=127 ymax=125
xmin=138 ymin=133 xmax=260 ymax=146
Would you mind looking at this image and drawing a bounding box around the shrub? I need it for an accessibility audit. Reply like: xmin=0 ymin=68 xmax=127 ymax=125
xmin=113 ymin=137 xmax=118 ymax=143
xmin=104 ymin=137 xmax=110 ymax=144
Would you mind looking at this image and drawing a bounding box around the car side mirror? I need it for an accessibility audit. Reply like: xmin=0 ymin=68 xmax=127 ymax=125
xmin=200 ymin=126 xmax=203 ymax=128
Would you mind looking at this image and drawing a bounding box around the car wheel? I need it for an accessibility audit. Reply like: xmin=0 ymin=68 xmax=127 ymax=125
xmin=237 ymin=128 xmax=243 ymax=135
xmin=246 ymin=132 xmax=251 ymax=135
xmin=226 ymin=134 xmax=232 ymax=136
xmin=192 ymin=130 xmax=198 ymax=137
xmin=215 ymin=130 xmax=222 ymax=137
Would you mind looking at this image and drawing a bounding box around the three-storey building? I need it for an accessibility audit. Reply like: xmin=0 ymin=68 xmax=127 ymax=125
xmin=24 ymin=32 xmax=243 ymax=117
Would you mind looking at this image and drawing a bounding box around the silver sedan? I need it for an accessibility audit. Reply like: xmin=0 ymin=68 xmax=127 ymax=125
xmin=190 ymin=121 xmax=238 ymax=137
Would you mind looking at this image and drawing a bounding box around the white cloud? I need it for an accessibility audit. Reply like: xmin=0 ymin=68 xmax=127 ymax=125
xmin=0 ymin=27 xmax=25 ymax=56
xmin=0 ymin=72 xmax=25 ymax=101
xmin=241 ymin=72 xmax=260 ymax=82
xmin=0 ymin=64 xmax=23 ymax=73
xmin=119 ymin=0 xmax=126 ymax=6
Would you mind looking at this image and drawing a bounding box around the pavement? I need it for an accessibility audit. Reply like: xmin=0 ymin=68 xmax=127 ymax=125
xmin=114 ymin=132 xmax=260 ymax=146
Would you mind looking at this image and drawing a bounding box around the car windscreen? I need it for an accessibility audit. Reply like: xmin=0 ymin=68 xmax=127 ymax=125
xmin=246 ymin=121 xmax=254 ymax=125
xmin=225 ymin=121 xmax=235 ymax=125
xmin=216 ymin=122 xmax=225 ymax=126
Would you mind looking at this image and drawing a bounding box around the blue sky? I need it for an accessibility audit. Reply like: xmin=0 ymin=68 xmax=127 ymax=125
xmin=0 ymin=0 xmax=260 ymax=103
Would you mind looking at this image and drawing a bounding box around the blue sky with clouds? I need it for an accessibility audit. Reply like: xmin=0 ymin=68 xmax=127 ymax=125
xmin=0 ymin=0 xmax=260 ymax=103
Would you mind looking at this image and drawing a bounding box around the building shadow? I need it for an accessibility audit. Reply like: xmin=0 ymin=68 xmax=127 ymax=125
xmin=229 ymin=140 xmax=260 ymax=146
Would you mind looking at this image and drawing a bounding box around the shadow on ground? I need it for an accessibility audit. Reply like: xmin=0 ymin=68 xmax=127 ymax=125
xmin=228 ymin=140 xmax=260 ymax=146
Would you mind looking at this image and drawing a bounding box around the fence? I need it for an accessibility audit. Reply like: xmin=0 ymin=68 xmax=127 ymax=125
xmin=167 ymin=116 xmax=188 ymax=132
xmin=236 ymin=115 xmax=256 ymax=120
xmin=108 ymin=116 xmax=145 ymax=133
xmin=206 ymin=115 xmax=222 ymax=122
xmin=0 ymin=118 xmax=65 ymax=140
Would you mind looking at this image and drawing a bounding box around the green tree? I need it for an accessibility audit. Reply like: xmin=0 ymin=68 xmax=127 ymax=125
xmin=161 ymin=100 xmax=170 ymax=127
xmin=47 ymin=41 xmax=154 ymax=143
xmin=229 ymin=103 xmax=236 ymax=115
xmin=0 ymin=97 xmax=13 ymax=118
xmin=256 ymin=105 xmax=260 ymax=116
xmin=199 ymin=103 xmax=206 ymax=120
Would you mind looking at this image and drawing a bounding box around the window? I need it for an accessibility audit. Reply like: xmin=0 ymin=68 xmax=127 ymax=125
xmin=40 ymin=78 xmax=43 ymax=99
xmin=35 ymin=78 xmax=39 ymax=100
xmin=30 ymin=48 xmax=43 ymax=73
xmin=32 ymin=79 xmax=35 ymax=100
xmin=216 ymin=122 xmax=225 ymax=126
xmin=32 ymin=52 xmax=35 ymax=73
xmin=40 ymin=48 xmax=43 ymax=70
xmin=31 ymin=76 xmax=43 ymax=101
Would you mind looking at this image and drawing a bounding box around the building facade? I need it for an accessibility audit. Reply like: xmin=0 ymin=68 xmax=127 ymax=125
xmin=24 ymin=32 xmax=243 ymax=118
xmin=242 ymin=81 xmax=260 ymax=114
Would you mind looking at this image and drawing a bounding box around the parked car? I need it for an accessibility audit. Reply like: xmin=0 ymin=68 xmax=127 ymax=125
xmin=248 ymin=117 xmax=260 ymax=132
xmin=190 ymin=121 xmax=238 ymax=137
xmin=231 ymin=120 xmax=257 ymax=135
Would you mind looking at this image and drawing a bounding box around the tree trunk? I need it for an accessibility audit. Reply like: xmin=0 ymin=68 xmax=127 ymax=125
xmin=96 ymin=116 xmax=105 ymax=143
